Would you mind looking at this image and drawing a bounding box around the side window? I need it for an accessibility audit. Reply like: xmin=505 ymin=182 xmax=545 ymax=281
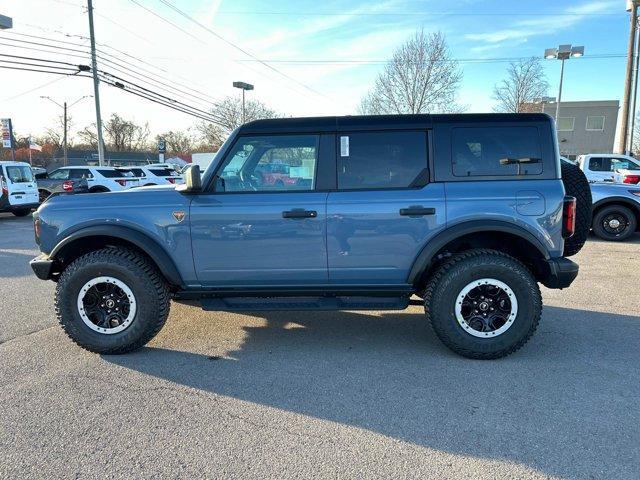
xmin=588 ymin=157 xmax=610 ymax=172
xmin=48 ymin=169 xmax=69 ymax=180
xmin=608 ymin=157 xmax=640 ymax=171
xmin=69 ymin=169 xmax=92 ymax=179
xmin=452 ymin=126 xmax=543 ymax=177
xmin=337 ymin=131 xmax=427 ymax=190
xmin=217 ymin=135 xmax=318 ymax=192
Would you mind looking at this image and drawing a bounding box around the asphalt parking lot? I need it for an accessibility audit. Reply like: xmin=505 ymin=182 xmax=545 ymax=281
xmin=1 ymin=213 xmax=639 ymax=479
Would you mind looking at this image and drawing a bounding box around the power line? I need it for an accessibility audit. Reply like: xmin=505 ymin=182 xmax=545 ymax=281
xmin=151 ymin=0 xmax=331 ymax=100
xmin=213 ymin=10 xmax=625 ymax=17
xmin=3 ymin=75 xmax=69 ymax=102
xmin=98 ymin=69 xmax=222 ymax=121
xmin=0 ymin=64 xmax=90 ymax=76
xmin=2 ymin=30 xmax=221 ymax=106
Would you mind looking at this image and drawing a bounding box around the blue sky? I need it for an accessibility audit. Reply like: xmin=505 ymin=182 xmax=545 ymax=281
xmin=1 ymin=0 xmax=631 ymax=135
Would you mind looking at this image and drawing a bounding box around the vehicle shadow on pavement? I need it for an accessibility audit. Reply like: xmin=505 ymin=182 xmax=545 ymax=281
xmin=105 ymin=306 xmax=640 ymax=478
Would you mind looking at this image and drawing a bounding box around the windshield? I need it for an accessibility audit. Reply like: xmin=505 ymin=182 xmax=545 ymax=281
xmin=5 ymin=165 xmax=34 ymax=183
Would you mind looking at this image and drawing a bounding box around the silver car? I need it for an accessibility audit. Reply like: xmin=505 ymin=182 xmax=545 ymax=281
xmin=590 ymin=182 xmax=640 ymax=241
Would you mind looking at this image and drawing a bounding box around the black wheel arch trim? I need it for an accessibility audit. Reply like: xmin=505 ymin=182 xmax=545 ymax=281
xmin=592 ymin=197 xmax=640 ymax=217
xmin=407 ymin=220 xmax=551 ymax=285
xmin=49 ymin=225 xmax=184 ymax=287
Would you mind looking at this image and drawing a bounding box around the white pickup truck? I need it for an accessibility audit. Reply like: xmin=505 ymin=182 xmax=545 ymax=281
xmin=576 ymin=154 xmax=640 ymax=184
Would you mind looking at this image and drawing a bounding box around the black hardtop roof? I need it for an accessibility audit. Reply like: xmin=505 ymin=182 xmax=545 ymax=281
xmin=240 ymin=113 xmax=553 ymax=134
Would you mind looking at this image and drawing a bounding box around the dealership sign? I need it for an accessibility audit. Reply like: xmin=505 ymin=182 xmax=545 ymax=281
xmin=1 ymin=118 xmax=13 ymax=149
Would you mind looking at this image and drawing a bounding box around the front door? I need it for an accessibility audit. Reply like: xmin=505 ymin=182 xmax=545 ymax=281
xmin=190 ymin=134 xmax=328 ymax=287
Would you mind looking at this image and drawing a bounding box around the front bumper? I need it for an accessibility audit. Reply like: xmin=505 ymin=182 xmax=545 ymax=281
xmin=30 ymin=254 xmax=54 ymax=280
xmin=541 ymin=257 xmax=579 ymax=289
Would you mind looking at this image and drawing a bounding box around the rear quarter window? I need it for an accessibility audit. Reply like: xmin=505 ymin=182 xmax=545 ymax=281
xmin=97 ymin=169 xmax=134 ymax=178
xmin=148 ymin=168 xmax=174 ymax=177
xmin=452 ymin=126 xmax=543 ymax=177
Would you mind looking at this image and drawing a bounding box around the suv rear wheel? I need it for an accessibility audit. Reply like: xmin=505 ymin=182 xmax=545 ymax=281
xmin=424 ymin=249 xmax=542 ymax=359
xmin=55 ymin=247 xmax=170 ymax=354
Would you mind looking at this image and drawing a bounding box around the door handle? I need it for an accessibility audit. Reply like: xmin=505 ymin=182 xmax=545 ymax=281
xmin=399 ymin=206 xmax=436 ymax=216
xmin=282 ymin=209 xmax=318 ymax=219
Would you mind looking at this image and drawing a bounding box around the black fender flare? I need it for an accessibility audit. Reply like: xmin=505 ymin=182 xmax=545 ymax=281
xmin=592 ymin=196 xmax=640 ymax=218
xmin=407 ymin=220 xmax=550 ymax=285
xmin=50 ymin=225 xmax=184 ymax=287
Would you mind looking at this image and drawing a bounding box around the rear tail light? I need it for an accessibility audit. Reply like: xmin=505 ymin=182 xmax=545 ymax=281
xmin=167 ymin=178 xmax=176 ymax=184
xmin=116 ymin=179 xmax=126 ymax=186
xmin=62 ymin=180 xmax=74 ymax=192
xmin=563 ymin=196 xmax=577 ymax=238
xmin=623 ymin=174 xmax=640 ymax=184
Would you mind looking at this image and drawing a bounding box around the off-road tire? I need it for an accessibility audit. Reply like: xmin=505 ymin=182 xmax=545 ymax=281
xmin=424 ymin=249 xmax=542 ymax=360
xmin=55 ymin=247 xmax=170 ymax=354
xmin=561 ymin=161 xmax=592 ymax=256
xmin=592 ymin=204 xmax=637 ymax=241
xmin=12 ymin=209 xmax=31 ymax=217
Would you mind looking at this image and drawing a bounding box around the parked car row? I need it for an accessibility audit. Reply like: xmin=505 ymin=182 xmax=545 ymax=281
xmin=0 ymin=161 xmax=186 ymax=216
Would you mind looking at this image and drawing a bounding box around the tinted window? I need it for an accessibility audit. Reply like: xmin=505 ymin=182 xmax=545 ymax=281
xmin=218 ymin=135 xmax=318 ymax=192
xmin=47 ymin=169 xmax=69 ymax=180
xmin=69 ymin=169 xmax=92 ymax=179
xmin=127 ymin=168 xmax=145 ymax=177
xmin=591 ymin=157 xmax=640 ymax=171
xmin=148 ymin=168 xmax=174 ymax=177
xmin=452 ymin=126 xmax=543 ymax=177
xmin=337 ymin=131 xmax=426 ymax=190
xmin=5 ymin=165 xmax=34 ymax=183
xmin=97 ymin=169 xmax=133 ymax=178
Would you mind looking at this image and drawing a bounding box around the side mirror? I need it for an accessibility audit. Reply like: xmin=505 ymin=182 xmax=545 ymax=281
xmin=176 ymin=165 xmax=202 ymax=193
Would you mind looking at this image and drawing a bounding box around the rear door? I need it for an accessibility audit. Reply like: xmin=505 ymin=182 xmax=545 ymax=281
xmin=3 ymin=164 xmax=38 ymax=206
xmin=190 ymin=133 xmax=330 ymax=287
xmin=326 ymin=130 xmax=446 ymax=285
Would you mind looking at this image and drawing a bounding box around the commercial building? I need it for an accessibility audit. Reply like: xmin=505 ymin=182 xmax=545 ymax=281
xmin=523 ymin=100 xmax=619 ymax=160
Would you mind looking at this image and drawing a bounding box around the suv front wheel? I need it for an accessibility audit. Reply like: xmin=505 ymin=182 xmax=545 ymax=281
xmin=55 ymin=247 xmax=170 ymax=354
xmin=424 ymin=249 xmax=542 ymax=359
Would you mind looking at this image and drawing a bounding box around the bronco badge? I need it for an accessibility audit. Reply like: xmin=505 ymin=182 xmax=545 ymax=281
xmin=172 ymin=211 xmax=186 ymax=222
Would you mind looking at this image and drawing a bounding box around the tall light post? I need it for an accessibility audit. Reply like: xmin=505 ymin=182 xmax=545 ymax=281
xmin=544 ymin=44 xmax=585 ymax=125
xmin=41 ymin=95 xmax=92 ymax=166
xmin=233 ymin=81 xmax=254 ymax=124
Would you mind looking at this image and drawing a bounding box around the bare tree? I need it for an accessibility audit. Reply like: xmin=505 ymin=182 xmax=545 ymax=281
xmin=157 ymin=130 xmax=195 ymax=156
xmin=195 ymin=121 xmax=227 ymax=151
xmin=359 ymin=30 xmax=463 ymax=115
xmin=493 ymin=57 xmax=549 ymax=113
xmin=77 ymin=114 xmax=150 ymax=151
xmin=45 ymin=114 xmax=73 ymax=150
xmin=200 ymin=95 xmax=280 ymax=136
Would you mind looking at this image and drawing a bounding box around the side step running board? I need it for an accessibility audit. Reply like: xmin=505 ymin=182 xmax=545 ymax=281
xmin=200 ymin=296 xmax=410 ymax=312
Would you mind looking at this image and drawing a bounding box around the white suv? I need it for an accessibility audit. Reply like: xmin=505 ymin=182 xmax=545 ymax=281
xmin=47 ymin=166 xmax=140 ymax=192
xmin=121 ymin=164 xmax=184 ymax=186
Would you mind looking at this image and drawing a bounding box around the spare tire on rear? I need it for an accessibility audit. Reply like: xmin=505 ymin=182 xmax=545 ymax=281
xmin=561 ymin=160 xmax=592 ymax=256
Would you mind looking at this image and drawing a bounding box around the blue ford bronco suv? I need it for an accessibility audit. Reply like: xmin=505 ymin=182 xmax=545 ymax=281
xmin=30 ymin=113 xmax=588 ymax=359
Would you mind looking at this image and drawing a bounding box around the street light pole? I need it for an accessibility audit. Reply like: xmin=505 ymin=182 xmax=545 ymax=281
xmin=41 ymin=95 xmax=91 ymax=166
xmin=544 ymin=44 xmax=584 ymax=130
xmin=87 ymin=0 xmax=105 ymax=166
xmin=555 ymin=58 xmax=565 ymax=122
xmin=232 ymin=81 xmax=254 ymax=125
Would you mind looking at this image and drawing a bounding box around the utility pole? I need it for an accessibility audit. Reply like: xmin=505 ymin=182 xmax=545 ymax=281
xmin=630 ymin=20 xmax=640 ymax=154
xmin=87 ymin=0 xmax=105 ymax=165
xmin=41 ymin=96 xmax=90 ymax=166
xmin=620 ymin=0 xmax=639 ymax=154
